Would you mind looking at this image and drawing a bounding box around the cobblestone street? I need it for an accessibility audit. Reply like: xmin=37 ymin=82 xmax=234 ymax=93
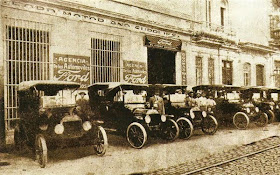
xmin=1 ymin=124 xmax=280 ymax=175
xmin=148 ymin=136 xmax=280 ymax=175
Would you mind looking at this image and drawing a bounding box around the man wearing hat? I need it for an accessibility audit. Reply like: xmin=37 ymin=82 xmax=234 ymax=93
xmin=76 ymin=91 xmax=91 ymax=120
xmin=149 ymin=89 xmax=165 ymax=115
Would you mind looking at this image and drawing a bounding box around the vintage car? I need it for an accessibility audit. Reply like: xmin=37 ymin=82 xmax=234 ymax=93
xmin=193 ymin=85 xmax=269 ymax=129
xmin=242 ymin=86 xmax=277 ymax=123
xmin=88 ymin=83 xmax=180 ymax=149
xmin=14 ymin=80 xmax=108 ymax=168
xmin=159 ymin=84 xmax=218 ymax=137
xmin=267 ymin=87 xmax=280 ymax=121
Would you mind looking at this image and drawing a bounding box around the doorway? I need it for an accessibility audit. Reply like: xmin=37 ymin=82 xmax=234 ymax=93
xmin=148 ymin=48 xmax=176 ymax=84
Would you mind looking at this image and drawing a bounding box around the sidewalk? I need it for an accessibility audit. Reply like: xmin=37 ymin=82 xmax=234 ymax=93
xmin=0 ymin=123 xmax=280 ymax=175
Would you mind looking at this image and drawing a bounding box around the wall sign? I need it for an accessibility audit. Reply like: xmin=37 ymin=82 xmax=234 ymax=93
xmin=2 ymin=0 xmax=179 ymax=38
xmin=53 ymin=54 xmax=90 ymax=89
xmin=123 ymin=60 xmax=147 ymax=84
xmin=181 ymin=51 xmax=187 ymax=85
xmin=144 ymin=35 xmax=182 ymax=51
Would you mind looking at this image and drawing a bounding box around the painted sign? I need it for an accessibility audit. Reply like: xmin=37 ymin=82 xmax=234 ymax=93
xmin=53 ymin=54 xmax=90 ymax=89
xmin=181 ymin=51 xmax=187 ymax=85
xmin=2 ymin=0 xmax=180 ymax=38
xmin=123 ymin=60 xmax=147 ymax=84
xmin=144 ymin=35 xmax=182 ymax=51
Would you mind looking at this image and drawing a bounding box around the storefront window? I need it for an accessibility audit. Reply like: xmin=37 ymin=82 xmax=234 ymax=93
xmin=256 ymin=64 xmax=265 ymax=86
xmin=208 ymin=57 xmax=215 ymax=85
xmin=222 ymin=60 xmax=232 ymax=85
xmin=243 ymin=63 xmax=251 ymax=86
xmin=196 ymin=56 xmax=203 ymax=85
xmin=91 ymin=38 xmax=121 ymax=83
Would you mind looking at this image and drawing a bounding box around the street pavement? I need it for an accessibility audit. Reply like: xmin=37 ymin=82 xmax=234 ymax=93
xmin=0 ymin=123 xmax=280 ymax=175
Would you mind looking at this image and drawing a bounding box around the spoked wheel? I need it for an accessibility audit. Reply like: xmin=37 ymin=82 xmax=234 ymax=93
xmin=127 ymin=122 xmax=147 ymax=149
xmin=201 ymin=115 xmax=218 ymax=135
xmin=255 ymin=112 xmax=268 ymax=127
xmin=94 ymin=126 xmax=108 ymax=156
xmin=35 ymin=135 xmax=47 ymax=168
xmin=161 ymin=119 xmax=179 ymax=141
xmin=176 ymin=117 xmax=193 ymax=139
xmin=266 ymin=110 xmax=275 ymax=123
xmin=14 ymin=125 xmax=24 ymax=151
xmin=233 ymin=112 xmax=249 ymax=130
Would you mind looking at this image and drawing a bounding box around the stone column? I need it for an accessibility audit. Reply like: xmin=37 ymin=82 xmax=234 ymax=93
xmin=0 ymin=0 xmax=6 ymax=150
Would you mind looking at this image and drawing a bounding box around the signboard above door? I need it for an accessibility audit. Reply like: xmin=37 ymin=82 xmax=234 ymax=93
xmin=144 ymin=35 xmax=182 ymax=51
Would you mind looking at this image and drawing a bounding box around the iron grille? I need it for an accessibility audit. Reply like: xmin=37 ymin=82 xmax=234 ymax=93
xmin=90 ymin=33 xmax=121 ymax=83
xmin=4 ymin=17 xmax=51 ymax=130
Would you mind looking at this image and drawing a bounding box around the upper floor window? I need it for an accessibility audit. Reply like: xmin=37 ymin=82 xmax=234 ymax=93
xmin=221 ymin=7 xmax=225 ymax=26
xmin=206 ymin=0 xmax=212 ymax=25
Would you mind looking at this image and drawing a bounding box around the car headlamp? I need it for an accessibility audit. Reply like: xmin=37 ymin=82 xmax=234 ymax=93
xmin=54 ymin=124 xmax=64 ymax=134
xmin=202 ymin=111 xmax=207 ymax=117
xmin=135 ymin=115 xmax=144 ymax=120
xmin=82 ymin=121 xmax=92 ymax=131
xmin=145 ymin=115 xmax=151 ymax=124
xmin=270 ymin=105 xmax=274 ymax=110
xmin=255 ymin=107 xmax=259 ymax=112
xmin=161 ymin=115 xmax=167 ymax=122
xmin=190 ymin=111 xmax=195 ymax=119
xmin=246 ymin=108 xmax=250 ymax=113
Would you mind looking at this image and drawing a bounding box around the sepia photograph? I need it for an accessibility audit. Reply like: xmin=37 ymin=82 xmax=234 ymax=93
xmin=0 ymin=0 xmax=280 ymax=174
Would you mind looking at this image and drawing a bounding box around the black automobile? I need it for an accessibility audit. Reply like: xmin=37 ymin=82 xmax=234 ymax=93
xmin=193 ymin=85 xmax=268 ymax=129
xmin=160 ymin=84 xmax=218 ymax=137
xmin=242 ymin=86 xmax=277 ymax=123
xmin=88 ymin=83 xmax=179 ymax=149
xmin=14 ymin=80 xmax=108 ymax=168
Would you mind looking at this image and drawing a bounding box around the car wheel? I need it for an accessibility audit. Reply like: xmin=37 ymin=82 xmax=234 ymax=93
xmin=127 ymin=122 xmax=147 ymax=149
xmin=233 ymin=112 xmax=249 ymax=130
xmin=201 ymin=115 xmax=218 ymax=135
xmin=14 ymin=125 xmax=23 ymax=151
xmin=176 ymin=117 xmax=193 ymax=139
xmin=161 ymin=119 xmax=179 ymax=141
xmin=266 ymin=110 xmax=275 ymax=123
xmin=35 ymin=135 xmax=47 ymax=168
xmin=94 ymin=126 xmax=108 ymax=156
xmin=255 ymin=112 xmax=268 ymax=127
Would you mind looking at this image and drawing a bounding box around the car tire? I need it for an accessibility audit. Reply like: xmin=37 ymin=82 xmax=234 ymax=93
xmin=201 ymin=115 xmax=218 ymax=135
xmin=233 ymin=112 xmax=249 ymax=130
xmin=176 ymin=117 xmax=193 ymax=139
xmin=255 ymin=112 xmax=268 ymax=127
xmin=266 ymin=110 xmax=275 ymax=123
xmin=94 ymin=126 xmax=108 ymax=156
xmin=161 ymin=119 xmax=179 ymax=141
xmin=127 ymin=122 xmax=147 ymax=149
xmin=35 ymin=134 xmax=47 ymax=168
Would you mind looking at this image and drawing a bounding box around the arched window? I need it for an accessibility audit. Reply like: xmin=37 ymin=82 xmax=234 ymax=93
xmin=243 ymin=63 xmax=251 ymax=86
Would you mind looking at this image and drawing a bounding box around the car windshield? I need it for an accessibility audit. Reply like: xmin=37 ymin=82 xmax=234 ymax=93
xmin=271 ymin=93 xmax=278 ymax=101
xmin=41 ymin=89 xmax=76 ymax=108
xmin=123 ymin=90 xmax=147 ymax=103
xmin=252 ymin=93 xmax=261 ymax=101
xmin=226 ymin=92 xmax=240 ymax=101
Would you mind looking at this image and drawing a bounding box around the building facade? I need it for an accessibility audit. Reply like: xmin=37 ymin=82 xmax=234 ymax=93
xmin=0 ymin=0 xmax=279 ymax=147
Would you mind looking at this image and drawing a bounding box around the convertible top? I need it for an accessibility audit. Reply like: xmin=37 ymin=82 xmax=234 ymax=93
xmin=18 ymin=80 xmax=80 ymax=91
xmin=88 ymin=82 xmax=148 ymax=98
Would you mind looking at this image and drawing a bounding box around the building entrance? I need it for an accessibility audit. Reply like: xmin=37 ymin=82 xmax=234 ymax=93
xmin=148 ymin=48 xmax=176 ymax=84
